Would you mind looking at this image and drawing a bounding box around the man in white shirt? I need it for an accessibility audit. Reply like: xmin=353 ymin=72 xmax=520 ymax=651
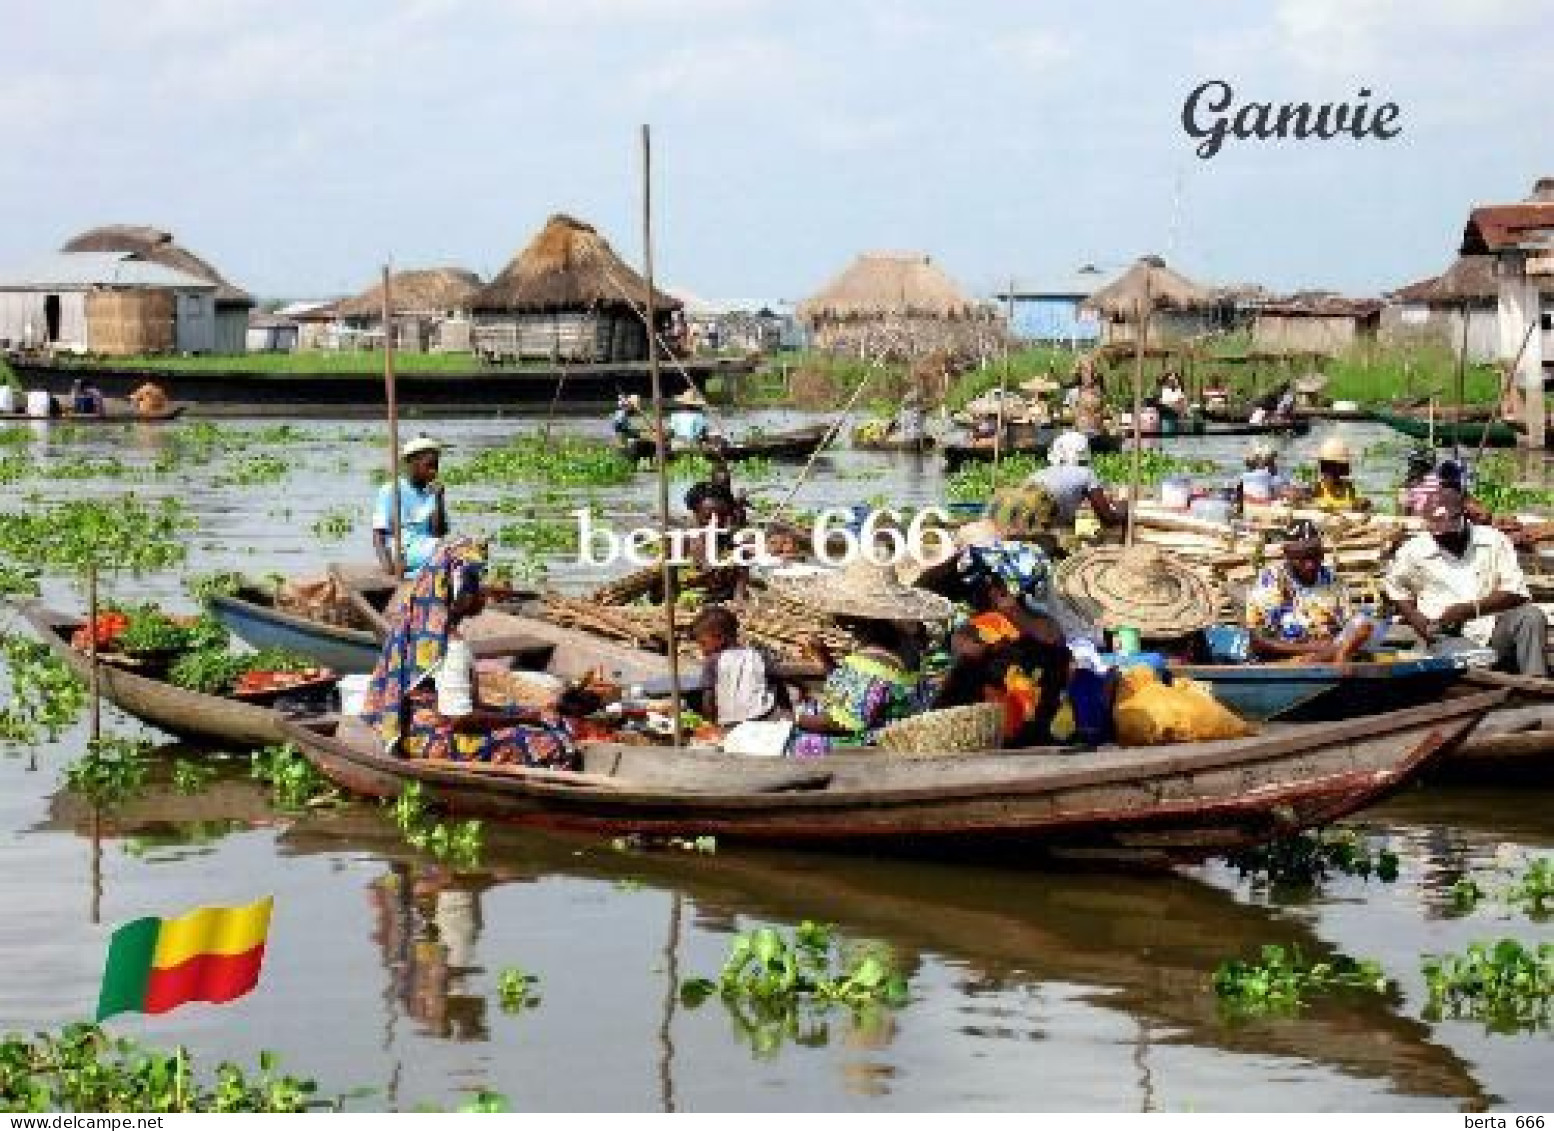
xmin=1383 ymin=489 xmax=1547 ymax=676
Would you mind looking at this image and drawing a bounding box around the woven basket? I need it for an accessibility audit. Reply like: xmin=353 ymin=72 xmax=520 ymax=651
xmin=876 ymin=703 xmax=1003 ymax=757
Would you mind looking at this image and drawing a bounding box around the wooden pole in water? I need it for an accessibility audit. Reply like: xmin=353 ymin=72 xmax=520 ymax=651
xmin=641 ymin=124 xmax=682 ymax=748
xmin=991 ymin=280 xmax=1014 ymax=490
xmin=1453 ymin=299 xmax=1470 ymax=460
xmin=1480 ymin=317 xmax=1540 ymax=460
xmin=1125 ymin=284 xmax=1150 ymax=548
xmin=86 ymin=558 xmax=100 ymax=743
xmin=383 ymin=265 xmax=404 ymax=579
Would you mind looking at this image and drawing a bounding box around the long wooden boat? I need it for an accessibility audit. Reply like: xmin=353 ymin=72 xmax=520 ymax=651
xmin=1173 ymin=655 xmax=1466 ymax=722
xmin=1369 ymin=408 xmax=1524 ymax=449
xmin=852 ymin=434 xmax=937 ymax=454
xmin=0 ymin=406 xmax=186 ymax=425
xmin=209 ymin=585 xmax=382 ymax=674
xmin=943 ymin=432 xmax=1124 ymax=471
xmin=621 ymin=424 xmax=832 ymax=464
xmin=281 ymin=692 xmax=1501 ymax=857
xmin=19 ymin=601 xmax=320 ymax=747
xmin=3 ymin=355 xmax=755 ymax=418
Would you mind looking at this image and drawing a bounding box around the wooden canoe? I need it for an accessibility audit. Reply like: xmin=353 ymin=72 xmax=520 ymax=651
xmin=943 ymin=431 xmax=1123 ymax=471
xmin=19 ymin=601 xmax=322 ymax=747
xmin=209 ymin=586 xmax=381 ymax=673
xmin=852 ymin=435 xmax=937 ymax=454
xmin=0 ymin=406 xmax=186 ymax=425
xmin=621 ymin=425 xmax=833 ymax=464
xmin=1173 ymin=655 xmax=1466 ymax=722
xmin=1368 ymin=409 xmax=1525 ymax=449
xmin=280 ymin=691 xmax=1502 ymax=858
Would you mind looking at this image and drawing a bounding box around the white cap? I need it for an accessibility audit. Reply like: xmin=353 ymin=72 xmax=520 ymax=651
xmin=1048 ymin=430 xmax=1091 ymax=466
xmin=401 ymin=436 xmax=442 ymax=459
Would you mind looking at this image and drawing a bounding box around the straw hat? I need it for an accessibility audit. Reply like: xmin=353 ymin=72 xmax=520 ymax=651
xmin=1317 ymin=436 xmax=1352 ymax=464
xmin=1020 ymin=375 xmax=1059 ymax=396
xmin=1056 ymin=545 xmax=1217 ymax=637
xmin=672 ymin=387 xmax=708 ymax=408
xmin=400 ymin=435 xmax=442 ymax=459
xmin=771 ymin=557 xmax=954 ymax=622
xmin=877 ymin=703 xmax=1003 ymax=756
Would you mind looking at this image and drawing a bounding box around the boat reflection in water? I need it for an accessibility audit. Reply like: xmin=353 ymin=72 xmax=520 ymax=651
xmin=39 ymin=754 xmax=1499 ymax=1111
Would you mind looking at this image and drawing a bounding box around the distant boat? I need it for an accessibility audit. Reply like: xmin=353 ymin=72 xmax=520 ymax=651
xmin=1369 ymin=408 xmax=1526 ymax=448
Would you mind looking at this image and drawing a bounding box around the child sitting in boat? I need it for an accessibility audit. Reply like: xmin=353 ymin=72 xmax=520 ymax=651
xmin=361 ymin=537 xmax=580 ymax=769
xmin=774 ymin=560 xmax=953 ymax=756
xmin=1306 ymin=436 xmax=1371 ymax=512
xmin=690 ymin=605 xmax=791 ymax=728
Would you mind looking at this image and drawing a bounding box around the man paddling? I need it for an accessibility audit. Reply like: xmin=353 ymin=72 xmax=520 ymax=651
xmin=372 ymin=436 xmax=449 ymax=578
xmin=1384 ymin=488 xmax=1548 ymax=677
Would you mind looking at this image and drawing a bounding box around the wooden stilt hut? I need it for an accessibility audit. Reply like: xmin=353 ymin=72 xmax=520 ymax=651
xmin=1084 ymin=256 xmax=1215 ymax=346
xmin=334 ymin=267 xmax=482 ymax=353
xmin=469 ymin=214 xmax=681 ymax=364
xmin=796 ymin=251 xmax=999 ymax=362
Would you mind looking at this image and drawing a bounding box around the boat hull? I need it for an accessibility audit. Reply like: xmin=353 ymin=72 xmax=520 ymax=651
xmin=1174 ymin=657 xmax=1465 ymax=722
xmin=210 ymin=590 xmax=380 ymax=674
xmin=1369 ymin=409 xmax=1524 ymax=448
xmin=282 ymin=692 xmax=1500 ymax=858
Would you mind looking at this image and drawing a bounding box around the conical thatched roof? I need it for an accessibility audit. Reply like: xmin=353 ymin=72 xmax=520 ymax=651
xmin=334 ymin=267 xmax=482 ymax=319
xmin=1082 ymin=255 xmax=1212 ymax=320
xmin=470 ymin=214 xmax=679 ymax=314
xmin=61 ymin=224 xmax=252 ymax=306
xmin=797 ymin=252 xmax=982 ymax=324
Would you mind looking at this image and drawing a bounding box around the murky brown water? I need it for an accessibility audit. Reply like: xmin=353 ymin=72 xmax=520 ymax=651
xmin=1 ymin=412 xmax=1550 ymax=1111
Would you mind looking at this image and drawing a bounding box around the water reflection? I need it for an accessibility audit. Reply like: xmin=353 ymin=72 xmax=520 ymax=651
xmin=368 ymin=864 xmax=488 ymax=1042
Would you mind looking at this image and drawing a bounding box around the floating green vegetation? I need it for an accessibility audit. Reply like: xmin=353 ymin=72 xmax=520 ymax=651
xmin=680 ymin=921 xmax=908 ymax=1059
xmin=249 ymin=743 xmax=337 ymax=812
xmin=1091 ymin=450 xmax=1220 ymax=485
xmin=0 ymin=1024 xmax=322 ymax=1113
xmin=1473 ymin=454 xmax=1554 ymax=514
xmin=1225 ymin=829 xmax=1400 ymax=888
xmin=388 ymin=781 xmax=483 ymax=869
xmin=184 ymin=570 xmax=245 ymax=604
xmin=440 ymin=436 xmax=634 ymax=488
xmin=496 ymin=968 xmax=540 ymax=1014
xmin=63 ymin=737 xmax=151 ymax=811
xmin=310 ymin=508 xmax=354 ymax=541
xmin=1444 ymin=858 xmax=1554 ymax=921
xmin=38 ymin=456 xmax=139 ymax=481
xmin=0 ymin=563 xmax=40 ymax=599
xmin=221 ymin=453 xmax=290 ymax=487
xmin=1422 ymin=939 xmax=1553 ymax=1031
xmin=1211 ymin=944 xmax=1389 ymax=1016
xmin=0 ymin=497 xmax=192 ymax=576
xmin=488 ymin=507 xmax=594 ymax=559
xmin=170 ymin=759 xmax=216 ymax=796
xmin=944 ymin=454 xmax=1040 ymax=501
xmin=0 ymin=634 xmax=87 ymax=747
xmin=0 ymin=426 xmax=30 ymax=446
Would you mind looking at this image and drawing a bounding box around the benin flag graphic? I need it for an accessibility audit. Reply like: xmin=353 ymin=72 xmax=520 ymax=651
xmin=97 ymin=896 xmax=273 ymax=1021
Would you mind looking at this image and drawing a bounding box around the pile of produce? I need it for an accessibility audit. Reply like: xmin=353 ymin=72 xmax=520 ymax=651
xmin=853 ymin=420 xmax=893 ymax=443
xmin=69 ymin=605 xmax=329 ymax=697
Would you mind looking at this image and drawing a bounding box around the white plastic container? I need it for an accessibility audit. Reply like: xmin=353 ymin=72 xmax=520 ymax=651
xmin=1190 ymin=497 xmax=1233 ymax=524
xmin=1160 ymin=476 xmax=1192 ymax=511
xmin=25 ymin=390 xmax=51 ymax=418
xmin=0 ymin=385 xmax=15 ymax=414
xmin=337 ymin=674 xmax=372 ymax=716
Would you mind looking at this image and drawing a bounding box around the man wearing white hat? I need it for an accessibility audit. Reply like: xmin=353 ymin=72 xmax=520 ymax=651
xmin=372 ymin=435 xmax=449 ymax=577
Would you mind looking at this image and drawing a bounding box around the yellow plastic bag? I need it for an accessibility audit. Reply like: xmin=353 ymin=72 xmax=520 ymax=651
xmin=1113 ymin=666 xmax=1255 ymax=746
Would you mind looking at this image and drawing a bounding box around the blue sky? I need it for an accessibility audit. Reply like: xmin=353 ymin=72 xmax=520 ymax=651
xmin=1 ymin=0 xmax=1547 ymax=303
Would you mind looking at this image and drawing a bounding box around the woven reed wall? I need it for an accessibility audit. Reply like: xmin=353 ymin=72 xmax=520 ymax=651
xmin=85 ymin=289 xmax=175 ymax=355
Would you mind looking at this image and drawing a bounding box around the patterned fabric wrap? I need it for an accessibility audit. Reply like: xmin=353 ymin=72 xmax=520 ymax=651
xmin=1245 ymin=562 xmax=1354 ymax=643
xmin=790 ymin=651 xmax=930 ymax=757
xmin=362 ymin=537 xmax=578 ymax=768
xmin=987 ymin=486 xmax=1058 ymax=539
xmin=966 ymin=611 xmax=1041 ymax=739
xmin=957 ymin=541 xmax=1052 ymax=613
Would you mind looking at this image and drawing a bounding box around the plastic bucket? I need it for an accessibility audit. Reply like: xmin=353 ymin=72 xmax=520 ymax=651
xmin=337 ymin=674 xmax=372 ymax=716
xmin=25 ymin=391 xmax=51 ymax=418
xmin=0 ymin=385 xmax=14 ymax=414
xmin=1160 ymin=476 xmax=1192 ymax=510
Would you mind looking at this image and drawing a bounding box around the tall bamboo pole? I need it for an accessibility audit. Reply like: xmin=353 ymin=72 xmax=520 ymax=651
xmin=86 ymin=559 xmax=100 ymax=743
xmin=1125 ymin=283 xmax=1151 ymax=547
xmin=642 ymin=125 xmax=682 ymax=748
xmin=1453 ymin=298 xmax=1470 ymax=460
xmin=383 ymin=266 xmax=404 ymax=579
xmin=991 ymin=279 xmax=1014 ymax=490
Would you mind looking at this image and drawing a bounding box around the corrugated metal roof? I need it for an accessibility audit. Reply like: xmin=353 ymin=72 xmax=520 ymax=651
xmin=0 ymin=251 xmax=215 ymax=290
xmin=997 ymin=265 xmax=1111 ymax=300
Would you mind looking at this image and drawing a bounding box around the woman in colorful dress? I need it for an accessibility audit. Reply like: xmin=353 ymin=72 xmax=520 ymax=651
xmin=935 ymin=542 xmax=1071 ymax=745
xmin=777 ymin=559 xmax=953 ymax=757
xmin=1244 ymin=520 xmax=1371 ymax=661
xmin=361 ymin=537 xmax=580 ymax=768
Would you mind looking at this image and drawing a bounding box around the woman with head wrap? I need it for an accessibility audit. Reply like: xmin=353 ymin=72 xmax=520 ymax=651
xmin=934 ymin=541 xmax=1073 ymax=745
xmin=1017 ymin=430 xmax=1127 ymax=531
xmin=1238 ymin=439 xmax=1293 ymax=506
xmin=1244 ymin=520 xmax=1371 ymax=661
xmin=361 ymin=537 xmax=581 ymax=768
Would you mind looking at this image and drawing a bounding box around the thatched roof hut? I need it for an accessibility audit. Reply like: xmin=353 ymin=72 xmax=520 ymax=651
xmin=61 ymin=225 xmax=251 ymax=307
xmin=334 ymin=267 xmax=482 ymax=320
xmin=468 ymin=214 xmax=677 ymax=364
xmin=470 ymin=214 xmax=679 ymax=315
xmin=1392 ymin=254 xmax=1554 ymax=304
xmin=797 ymin=252 xmax=982 ymax=324
xmin=1082 ymin=255 xmax=1212 ymax=320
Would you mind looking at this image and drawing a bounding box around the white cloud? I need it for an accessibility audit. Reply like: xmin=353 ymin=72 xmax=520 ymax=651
xmin=995 ymin=28 xmax=1074 ymax=73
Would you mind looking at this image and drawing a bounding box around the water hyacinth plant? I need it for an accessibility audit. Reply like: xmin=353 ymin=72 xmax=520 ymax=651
xmin=1211 ymin=944 xmax=1389 ymax=1016
xmin=1421 ymin=939 xmax=1553 ymax=1031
